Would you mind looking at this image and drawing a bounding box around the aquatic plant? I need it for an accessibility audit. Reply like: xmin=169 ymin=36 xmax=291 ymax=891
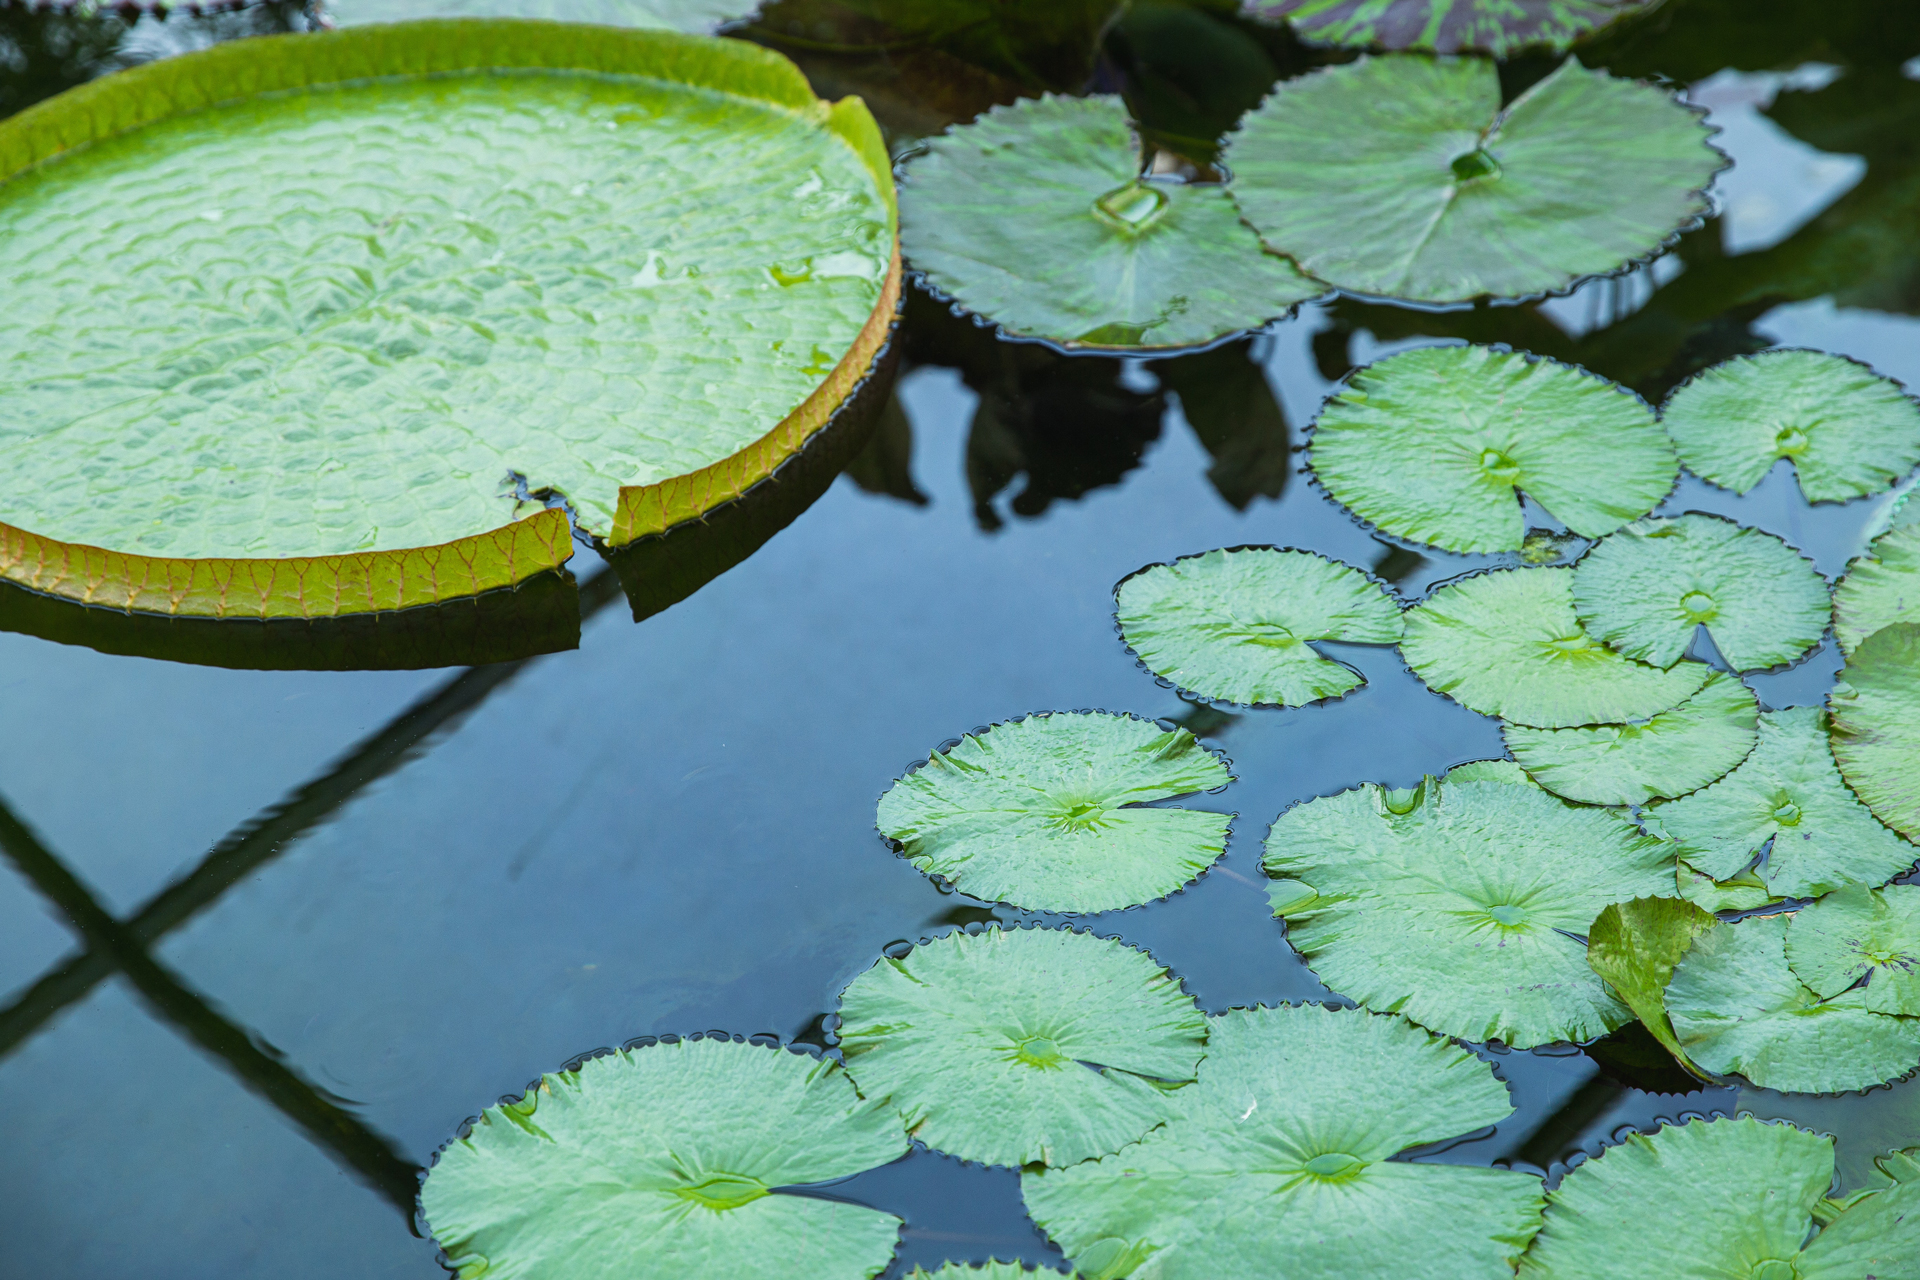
xmin=1829 ymin=622 xmax=1920 ymax=842
xmin=1787 ymin=884 xmax=1920 ymax=1016
xmin=1834 ymin=521 xmax=1920 ymax=656
xmin=1247 ymin=0 xmax=1658 ymax=56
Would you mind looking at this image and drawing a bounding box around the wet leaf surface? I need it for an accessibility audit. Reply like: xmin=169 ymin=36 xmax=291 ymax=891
xmin=1829 ymin=622 xmax=1920 ymax=842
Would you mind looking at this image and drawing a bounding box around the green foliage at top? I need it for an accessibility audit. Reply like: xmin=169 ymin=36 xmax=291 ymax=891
xmin=1835 ymin=521 xmax=1920 ymax=656
xmin=1787 ymin=884 xmax=1920 ymax=1016
xmin=1247 ymin=0 xmax=1656 ymax=55
xmin=1829 ymin=622 xmax=1920 ymax=842
xmin=325 ymin=0 xmax=745 ymax=29
xmin=1586 ymin=896 xmax=1715 ymax=1079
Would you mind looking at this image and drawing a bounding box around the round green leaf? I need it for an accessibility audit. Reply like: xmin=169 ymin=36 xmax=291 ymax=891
xmin=1835 ymin=522 xmax=1920 ymax=657
xmin=1662 ymin=350 xmax=1920 ymax=504
xmin=1113 ymin=547 xmax=1403 ymax=708
xmin=325 ymin=0 xmax=745 ymax=29
xmin=1263 ymin=774 xmax=1675 ymax=1047
xmin=1503 ymin=671 xmax=1760 ymax=806
xmin=876 ymin=712 xmax=1233 ymax=914
xmin=1226 ymin=56 xmax=1720 ymax=304
xmin=1401 ymin=567 xmax=1713 ymax=729
xmin=1246 ymin=0 xmax=1657 ymax=55
xmin=1787 ymin=884 xmax=1920 ymax=1016
xmin=1571 ymin=514 xmax=1831 ymax=672
xmin=835 ymin=926 xmax=1208 ymax=1168
xmin=898 ymin=95 xmax=1321 ymax=351
xmin=419 ymin=1038 xmax=910 ymax=1280
xmin=1830 ymin=622 xmax=1920 ymax=842
xmin=1020 ymin=1004 xmax=1544 ymax=1280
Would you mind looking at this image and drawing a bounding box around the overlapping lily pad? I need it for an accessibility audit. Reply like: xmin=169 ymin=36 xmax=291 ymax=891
xmin=1829 ymin=622 xmax=1920 ymax=842
xmin=419 ymin=1038 xmax=910 ymax=1280
xmin=835 ymin=926 xmax=1207 ymax=1168
xmin=1226 ymin=56 xmax=1721 ymax=303
xmin=1586 ymin=896 xmax=1715 ymax=1077
xmin=1835 ymin=522 xmax=1920 ymax=656
xmin=1247 ymin=0 xmax=1657 ymax=55
xmin=876 ymin=712 xmax=1232 ymax=913
xmin=1675 ymin=861 xmax=1782 ymax=913
xmin=1308 ymin=346 xmax=1675 ymax=554
xmin=1787 ymin=884 xmax=1920 ymax=1016
xmin=1020 ymin=1004 xmax=1544 ymax=1280
xmin=1113 ymin=547 xmax=1402 ymax=708
xmin=326 ymin=0 xmax=745 ymax=28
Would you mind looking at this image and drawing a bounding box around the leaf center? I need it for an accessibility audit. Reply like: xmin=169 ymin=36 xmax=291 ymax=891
xmin=1302 ymin=1151 xmax=1366 ymax=1181
xmin=1487 ymin=904 xmax=1529 ymax=927
xmin=1774 ymin=424 xmax=1811 ymax=455
xmin=1450 ymin=148 xmax=1502 ymax=183
xmin=1237 ymin=621 xmax=1299 ymax=647
xmin=1542 ymin=632 xmax=1603 ymax=658
xmin=1747 ymin=1261 xmax=1798 ymax=1280
xmin=1050 ymin=799 xmax=1113 ymax=833
xmin=673 ymin=1173 xmax=770 ymax=1211
xmin=1771 ymin=799 xmax=1803 ymax=826
xmin=1477 ymin=446 xmax=1522 ymax=483
xmin=1092 ymin=181 xmax=1170 ymax=233
xmin=1012 ymin=1036 xmax=1067 ymax=1068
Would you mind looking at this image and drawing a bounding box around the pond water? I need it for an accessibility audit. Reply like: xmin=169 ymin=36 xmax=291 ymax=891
xmin=2 ymin=1 xmax=1919 ymax=1276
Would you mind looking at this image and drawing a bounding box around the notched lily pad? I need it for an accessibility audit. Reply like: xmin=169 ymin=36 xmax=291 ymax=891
xmin=1829 ymin=622 xmax=1920 ymax=843
xmin=1246 ymin=0 xmax=1658 ymax=56
xmin=1787 ymin=884 xmax=1920 ymax=1016
xmin=1835 ymin=521 xmax=1920 ymax=656
xmin=1586 ymin=896 xmax=1715 ymax=1079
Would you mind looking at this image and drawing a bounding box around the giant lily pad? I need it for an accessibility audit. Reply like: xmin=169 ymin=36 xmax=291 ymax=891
xmin=1787 ymin=884 xmax=1920 ymax=1016
xmin=1829 ymin=623 xmax=1920 ymax=842
xmin=1401 ymin=567 xmax=1712 ymax=729
xmin=1571 ymin=514 xmax=1830 ymax=672
xmin=0 ymin=25 xmax=898 ymax=617
xmin=1113 ymin=547 xmax=1403 ymax=708
xmin=1835 ymin=522 xmax=1920 ymax=656
xmin=876 ymin=712 xmax=1233 ymax=913
xmin=419 ymin=1037 xmax=910 ymax=1280
xmin=326 ymin=0 xmax=746 ymax=29
xmin=1246 ymin=0 xmax=1657 ymax=55
xmin=1226 ymin=56 xmax=1720 ymax=304
xmin=1307 ymin=346 xmax=1675 ymax=554
xmin=1661 ymin=350 xmax=1920 ymax=504
xmin=1263 ymin=774 xmax=1675 ymax=1046
xmin=1586 ymin=896 xmax=1716 ymax=1078
xmin=1020 ymin=1004 xmax=1544 ymax=1280
xmin=835 ymin=926 xmax=1207 ymax=1168
xmin=899 ymin=95 xmax=1321 ymax=350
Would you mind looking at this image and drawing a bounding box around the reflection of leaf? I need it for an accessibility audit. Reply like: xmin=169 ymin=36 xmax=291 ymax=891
xmin=842 ymin=391 xmax=929 ymax=508
xmin=1787 ymin=884 xmax=1920 ymax=1016
xmin=1106 ymin=0 xmax=1286 ymax=162
xmin=1154 ymin=338 xmax=1293 ymax=510
xmin=325 ymin=0 xmax=746 ymax=29
xmin=1830 ymin=623 xmax=1920 ymax=843
xmin=1835 ymin=522 xmax=1920 ymax=656
xmin=1249 ymin=0 xmax=1656 ymax=56
xmin=1585 ymin=896 xmax=1715 ymax=1079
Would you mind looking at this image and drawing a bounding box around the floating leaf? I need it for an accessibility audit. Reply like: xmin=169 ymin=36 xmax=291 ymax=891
xmin=1571 ymin=514 xmax=1830 ymax=672
xmin=1835 ymin=522 xmax=1920 ymax=656
xmin=1675 ymin=861 xmax=1782 ymax=914
xmin=1401 ymin=567 xmax=1712 ymax=729
xmin=1787 ymin=884 xmax=1920 ymax=1016
xmin=1247 ymin=0 xmax=1657 ymax=56
xmin=419 ymin=1038 xmax=910 ymax=1280
xmin=898 ymin=95 xmax=1320 ymax=351
xmin=1113 ymin=547 xmax=1403 ymax=708
xmin=1226 ymin=56 xmax=1720 ymax=303
xmin=1021 ymin=1004 xmax=1544 ymax=1280
xmin=876 ymin=712 xmax=1232 ymax=913
xmin=1307 ymin=346 xmax=1675 ymax=554
xmin=835 ymin=926 xmax=1207 ymax=1168
xmin=325 ymin=0 xmax=746 ymax=30
xmin=1830 ymin=623 xmax=1920 ymax=842
xmin=1585 ymin=896 xmax=1715 ymax=1078
xmin=1661 ymin=350 xmax=1920 ymax=504
xmin=1503 ymin=671 xmax=1759 ymax=806
xmin=1264 ymin=774 xmax=1674 ymax=1046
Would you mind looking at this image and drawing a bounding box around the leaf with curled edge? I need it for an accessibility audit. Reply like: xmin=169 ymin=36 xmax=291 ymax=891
xmin=1586 ymin=896 xmax=1715 ymax=1080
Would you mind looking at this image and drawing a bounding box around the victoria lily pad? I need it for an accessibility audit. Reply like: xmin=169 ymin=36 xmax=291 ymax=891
xmin=1829 ymin=622 xmax=1920 ymax=842
xmin=1571 ymin=514 xmax=1830 ymax=672
xmin=898 ymin=95 xmax=1320 ymax=351
xmin=0 ymin=26 xmax=897 ymax=617
xmin=835 ymin=926 xmax=1206 ymax=1168
xmin=875 ymin=712 xmax=1232 ymax=913
xmin=1307 ymin=345 xmax=1676 ymax=554
xmin=1226 ymin=56 xmax=1721 ymax=304
xmin=1787 ymin=884 xmax=1920 ymax=1016
xmin=1246 ymin=0 xmax=1657 ymax=55
xmin=1401 ymin=567 xmax=1712 ymax=729
xmin=1661 ymin=350 xmax=1920 ymax=504
xmin=419 ymin=1037 xmax=910 ymax=1280
xmin=1020 ymin=1004 xmax=1544 ymax=1280
xmin=325 ymin=0 xmax=746 ymax=29
xmin=1586 ymin=896 xmax=1715 ymax=1077
xmin=1113 ymin=547 xmax=1403 ymax=708
xmin=1835 ymin=521 xmax=1920 ymax=656
xmin=1263 ymin=773 xmax=1675 ymax=1046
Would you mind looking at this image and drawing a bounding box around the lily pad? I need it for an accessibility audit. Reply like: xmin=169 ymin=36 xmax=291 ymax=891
xmin=1830 ymin=622 xmax=1920 ymax=842
xmin=1571 ymin=514 xmax=1830 ymax=672
xmin=1020 ymin=1004 xmax=1544 ymax=1280
xmin=1307 ymin=345 xmax=1676 ymax=554
xmin=1113 ymin=547 xmax=1403 ymax=708
xmin=1586 ymin=896 xmax=1715 ymax=1078
xmin=325 ymin=0 xmax=746 ymax=29
xmin=1835 ymin=522 xmax=1920 ymax=656
xmin=1661 ymin=350 xmax=1920 ymax=504
xmin=876 ymin=712 xmax=1233 ymax=913
xmin=419 ymin=1038 xmax=910 ymax=1280
xmin=1263 ymin=774 xmax=1675 ymax=1046
xmin=899 ymin=95 xmax=1321 ymax=350
xmin=0 ymin=25 xmax=898 ymax=617
xmin=1246 ymin=0 xmax=1657 ymax=55
xmin=1226 ymin=56 xmax=1720 ymax=304
xmin=1787 ymin=884 xmax=1920 ymax=1016
xmin=835 ymin=926 xmax=1207 ymax=1168
xmin=905 ymin=1265 xmax=1067 ymax=1280
xmin=1676 ymin=861 xmax=1783 ymax=914
xmin=1503 ymin=671 xmax=1759 ymax=806
xmin=1401 ymin=567 xmax=1712 ymax=729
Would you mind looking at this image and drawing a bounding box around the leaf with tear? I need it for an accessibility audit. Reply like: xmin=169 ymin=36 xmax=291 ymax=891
xmin=1787 ymin=884 xmax=1920 ymax=1016
xmin=1829 ymin=623 xmax=1920 ymax=842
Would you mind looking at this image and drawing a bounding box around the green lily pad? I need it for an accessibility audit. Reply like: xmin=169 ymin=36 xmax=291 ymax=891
xmin=1020 ymin=1004 xmax=1544 ymax=1280
xmin=419 ymin=1038 xmax=910 ymax=1280
xmin=0 ymin=25 xmax=898 ymax=617
xmin=1113 ymin=547 xmax=1403 ymax=708
xmin=1263 ymin=774 xmax=1675 ymax=1046
xmin=835 ymin=926 xmax=1207 ymax=1168
xmin=1787 ymin=884 xmax=1920 ymax=1016
xmin=1835 ymin=522 xmax=1920 ymax=657
xmin=1571 ymin=514 xmax=1830 ymax=672
xmin=1226 ymin=56 xmax=1720 ymax=304
xmin=876 ymin=712 xmax=1233 ymax=913
xmin=1307 ymin=345 xmax=1676 ymax=554
xmin=1675 ymin=861 xmax=1783 ymax=914
xmin=1246 ymin=0 xmax=1657 ymax=55
xmin=1666 ymin=913 xmax=1920 ymax=1092
xmin=1503 ymin=671 xmax=1759 ymax=806
xmin=1661 ymin=350 xmax=1920 ymax=504
xmin=325 ymin=0 xmax=745 ymax=29
xmin=1830 ymin=623 xmax=1920 ymax=843
xmin=1586 ymin=896 xmax=1715 ymax=1078
xmin=1401 ymin=567 xmax=1713 ymax=729
xmin=899 ymin=95 xmax=1321 ymax=351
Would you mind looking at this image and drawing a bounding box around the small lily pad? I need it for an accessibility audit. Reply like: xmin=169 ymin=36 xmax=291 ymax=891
xmin=835 ymin=926 xmax=1207 ymax=1168
xmin=1247 ymin=0 xmax=1657 ymax=56
xmin=1571 ymin=514 xmax=1830 ymax=672
xmin=1401 ymin=567 xmax=1712 ymax=729
xmin=1114 ymin=547 xmax=1403 ymax=708
xmin=1308 ymin=345 xmax=1676 ymax=554
xmin=419 ymin=1038 xmax=910 ymax=1280
xmin=1829 ymin=623 xmax=1920 ymax=843
xmin=1787 ymin=884 xmax=1920 ymax=1016
xmin=1661 ymin=350 xmax=1920 ymax=504
xmin=1020 ymin=1004 xmax=1545 ymax=1280
xmin=899 ymin=95 xmax=1321 ymax=351
xmin=1503 ymin=671 xmax=1759 ymax=806
xmin=1586 ymin=896 xmax=1715 ymax=1078
xmin=1835 ymin=522 xmax=1920 ymax=656
xmin=876 ymin=712 xmax=1233 ymax=913
xmin=1226 ymin=56 xmax=1721 ymax=303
